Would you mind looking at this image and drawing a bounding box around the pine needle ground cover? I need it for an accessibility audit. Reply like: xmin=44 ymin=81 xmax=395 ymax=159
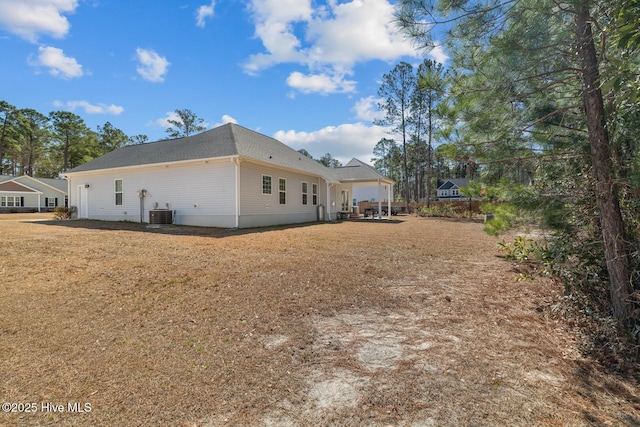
xmin=1 ymin=214 xmax=639 ymax=426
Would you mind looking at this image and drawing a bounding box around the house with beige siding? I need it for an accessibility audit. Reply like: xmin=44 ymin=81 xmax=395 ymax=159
xmin=64 ymin=123 xmax=394 ymax=228
xmin=0 ymin=175 xmax=68 ymax=213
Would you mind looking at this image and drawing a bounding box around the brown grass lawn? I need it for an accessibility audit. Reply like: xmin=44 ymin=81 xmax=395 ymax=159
xmin=1 ymin=214 xmax=639 ymax=426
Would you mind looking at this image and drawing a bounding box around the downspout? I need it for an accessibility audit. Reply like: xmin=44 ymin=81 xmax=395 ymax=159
xmin=387 ymin=182 xmax=392 ymax=219
xmin=233 ymin=157 xmax=240 ymax=228
xmin=138 ymin=189 xmax=146 ymax=223
xmin=326 ymin=181 xmax=331 ymax=221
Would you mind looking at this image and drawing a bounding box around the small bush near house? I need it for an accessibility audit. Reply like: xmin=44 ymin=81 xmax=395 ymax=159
xmin=53 ymin=206 xmax=72 ymax=219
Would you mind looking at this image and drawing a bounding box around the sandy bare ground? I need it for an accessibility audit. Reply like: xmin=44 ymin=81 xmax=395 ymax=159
xmin=0 ymin=214 xmax=639 ymax=426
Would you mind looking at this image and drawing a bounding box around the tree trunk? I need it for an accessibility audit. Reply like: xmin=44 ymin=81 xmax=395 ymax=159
xmin=63 ymin=132 xmax=70 ymax=172
xmin=401 ymin=124 xmax=410 ymax=207
xmin=426 ymin=96 xmax=433 ymax=208
xmin=575 ymin=1 xmax=633 ymax=325
xmin=0 ymin=125 xmax=5 ymax=175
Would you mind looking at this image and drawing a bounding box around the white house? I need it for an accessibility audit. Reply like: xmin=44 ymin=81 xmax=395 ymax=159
xmin=436 ymin=178 xmax=471 ymax=199
xmin=64 ymin=123 xmax=394 ymax=228
xmin=0 ymin=175 xmax=68 ymax=212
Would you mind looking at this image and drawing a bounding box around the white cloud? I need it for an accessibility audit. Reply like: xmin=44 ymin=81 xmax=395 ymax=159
xmin=0 ymin=0 xmax=78 ymax=42
xmin=53 ymin=100 xmax=123 ymax=115
xmin=196 ymin=1 xmax=215 ymax=28
xmin=213 ymin=114 xmax=238 ymax=127
xmin=135 ymin=48 xmax=170 ymax=83
xmin=286 ymin=71 xmax=356 ymax=94
xmin=243 ymin=0 xmax=312 ymax=75
xmin=32 ymin=45 xmax=82 ymax=79
xmin=428 ymin=44 xmax=449 ymax=65
xmin=274 ymin=122 xmax=390 ymax=165
xmin=156 ymin=111 xmax=181 ymax=128
xmin=353 ymin=96 xmax=384 ymax=122
xmin=243 ymin=0 xmax=435 ymax=95
xmin=305 ymin=0 xmax=418 ymax=65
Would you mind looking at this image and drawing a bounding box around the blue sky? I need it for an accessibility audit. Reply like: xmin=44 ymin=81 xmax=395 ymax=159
xmin=0 ymin=0 xmax=447 ymax=164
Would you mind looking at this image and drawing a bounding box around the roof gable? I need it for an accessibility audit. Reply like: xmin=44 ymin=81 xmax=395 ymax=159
xmin=0 ymin=180 xmax=38 ymax=193
xmin=437 ymin=178 xmax=471 ymax=190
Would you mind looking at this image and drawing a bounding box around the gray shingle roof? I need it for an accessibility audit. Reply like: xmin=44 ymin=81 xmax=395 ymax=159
xmin=35 ymin=177 xmax=68 ymax=192
xmin=66 ymin=123 xmax=389 ymax=184
xmin=339 ymin=158 xmax=394 ymax=183
xmin=437 ymin=178 xmax=471 ymax=190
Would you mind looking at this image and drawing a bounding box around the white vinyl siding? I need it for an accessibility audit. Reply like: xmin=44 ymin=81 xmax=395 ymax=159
xmin=67 ymin=159 xmax=236 ymax=227
xmin=237 ymin=161 xmax=321 ymax=227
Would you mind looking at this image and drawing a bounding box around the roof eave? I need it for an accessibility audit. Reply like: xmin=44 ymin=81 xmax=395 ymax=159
xmin=65 ymin=155 xmax=240 ymax=176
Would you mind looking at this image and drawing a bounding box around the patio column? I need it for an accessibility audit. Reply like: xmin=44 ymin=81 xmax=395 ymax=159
xmin=387 ymin=183 xmax=391 ymax=219
xmin=377 ymin=179 xmax=382 ymax=220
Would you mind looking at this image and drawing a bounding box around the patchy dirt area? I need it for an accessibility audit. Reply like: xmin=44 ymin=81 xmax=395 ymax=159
xmin=1 ymin=214 xmax=639 ymax=426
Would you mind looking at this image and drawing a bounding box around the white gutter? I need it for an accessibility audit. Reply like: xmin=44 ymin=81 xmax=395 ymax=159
xmin=233 ymin=158 xmax=240 ymax=228
xmin=326 ymin=181 xmax=331 ymax=221
xmin=64 ymin=155 xmax=239 ymax=176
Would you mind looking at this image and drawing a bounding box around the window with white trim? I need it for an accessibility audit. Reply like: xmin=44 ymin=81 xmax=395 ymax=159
xmin=46 ymin=197 xmax=58 ymax=207
xmin=262 ymin=175 xmax=272 ymax=195
xmin=279 ymin=178 xmax=286 ymax=204
xmin=312 ymin=183 xmax=318 ymax=205
xmin=1 ymin=196 xmax=21 ymax=207
xmin=115 ymin=179 xmax=123 ymax=205
xmin=301 ymin=182 xmax=308 ymax=205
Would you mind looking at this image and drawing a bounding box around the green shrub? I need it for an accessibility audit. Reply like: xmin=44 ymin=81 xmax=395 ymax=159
xmin=483 ymin=203 xmax=518 ymax=235
xmin=497 ymin=235 xmax=544 ymax=262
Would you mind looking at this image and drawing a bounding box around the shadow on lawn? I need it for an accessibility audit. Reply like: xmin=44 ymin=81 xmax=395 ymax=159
xmin=573 ymin=360 xmax=640 ymax=425
xmin=415 ymin=215 xmax=485 ymax=224
xmin=33 ymin=216 xmax=403 ymax=238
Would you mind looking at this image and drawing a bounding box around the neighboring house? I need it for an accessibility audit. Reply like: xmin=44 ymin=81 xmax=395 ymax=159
xmin=64 ymin=123 xmax=394 ymax=228
xmin=0 ymin=175 xmax=68 ymax=213
xmin=436 ymin=178 xmax=471 ymax=199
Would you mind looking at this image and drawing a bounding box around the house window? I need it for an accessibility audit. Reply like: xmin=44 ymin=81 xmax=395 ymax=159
xmin=302 ymin=182 xmax=308 ymax=205
xmin=452 ymin=189 xmax=459 ymax=196
xmin=312 ymin=183 xmax=317 ymax=205
xmin=1 ymin=196 xmax=21 ymax=207
xmin=46 ymin=197 xmax=58 ymax=207
xmin=262 ymin=175 xmax=272 ymax=195
xmin=279 ymin=178 xmax=286 ymax=204
xmin=115 ymin=179 xmax=123 ymax=205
